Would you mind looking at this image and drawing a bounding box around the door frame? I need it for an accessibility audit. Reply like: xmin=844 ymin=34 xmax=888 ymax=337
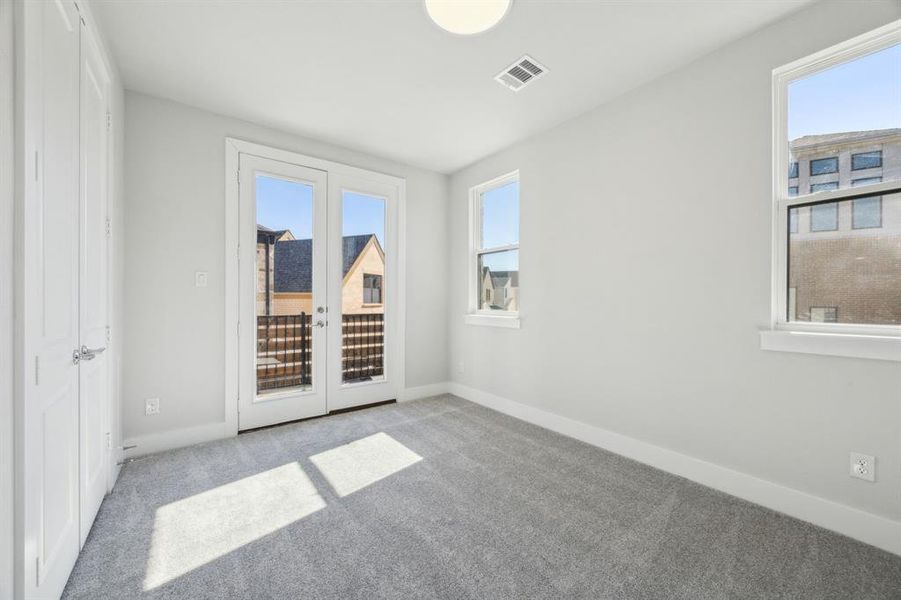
xmin=1 ymin=0 xmax=15 ymax=596
xmin=224 ymin=138 xmax=406 ymax=432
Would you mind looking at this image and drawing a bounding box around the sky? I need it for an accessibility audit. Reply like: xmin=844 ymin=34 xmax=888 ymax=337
xmin=256 ymin=176 xmax=385 ymax=246
xmin=788 ymin=42 xmax=900 ymax=140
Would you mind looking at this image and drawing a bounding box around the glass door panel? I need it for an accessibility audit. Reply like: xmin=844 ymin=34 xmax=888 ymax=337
xmin=238 ymin=155 xmax=328 ymax=430
xmin=327 ymin=175 xmax=400 ymax=411
xmin=340 ymin=192 xmax=386 ymax=384
xmin=255 ymin=175 xmax=315 ymax=395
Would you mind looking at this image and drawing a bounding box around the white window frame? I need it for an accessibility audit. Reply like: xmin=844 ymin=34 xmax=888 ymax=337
xmin=465 ymin=170 xmax=521 ymax=328
xmin=762 ymin=20 xmax=901 ymax=361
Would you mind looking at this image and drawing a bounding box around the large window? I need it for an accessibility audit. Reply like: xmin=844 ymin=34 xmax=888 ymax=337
xmin=468 ymin=171 xmax=520 ymax=327
xmin=769 ymin=24 xmax=901 ymax=360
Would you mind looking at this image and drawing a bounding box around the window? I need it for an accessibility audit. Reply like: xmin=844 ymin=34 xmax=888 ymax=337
xmin=809 ymin=157 xmax=838 ymax=176
xmin=467 ymin=171 xmax=520 ymax=327
xmin=852 ymin=177 xmax=883 ymax=229
xmin=789 ymin=162 xmax=799 ymax=178
xmin=809 ymin=202 xmax=838 ymax=231
xmin=766 ymin=25 xmax=901 ymax=361
xmin=810 ymin=181 xmax=839 ymax=193
xmin=363 ymin=273 xmax=382 ymax=304
xmin=810 ymin=307 xmax=838 ymax=323
xmin=852 ymin=150 xmax=882 ymax=170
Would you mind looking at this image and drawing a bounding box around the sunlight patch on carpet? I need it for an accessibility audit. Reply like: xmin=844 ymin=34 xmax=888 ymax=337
xmin=310 ymin=432 xmax=422 ymax=497
xmin=143 ymin=462 xmax=325 ymax=590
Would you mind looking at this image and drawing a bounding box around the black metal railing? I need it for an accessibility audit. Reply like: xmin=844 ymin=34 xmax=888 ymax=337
xmin=342 ymin=313 xmax=384 ymax=384
xmin=256 ymin=313 xmax=311 ymax=393
xmin=256 ymin=312 xmax=384 ymax=392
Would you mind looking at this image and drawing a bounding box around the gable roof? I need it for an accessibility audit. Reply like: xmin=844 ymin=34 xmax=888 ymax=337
xmin=273 ymin=234 xmax=380 ymax=293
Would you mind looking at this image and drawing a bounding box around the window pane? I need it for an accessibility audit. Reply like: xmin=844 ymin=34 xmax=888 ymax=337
xmin=852 ymin=197 xmax=882 ymax=229
xmin=788 ymin=191 xmax=901 ymax=325
xmin=480 ymin=180 xmax=519 ymax=248
xmin=342 ymin=191 xmax=385 ymax=384
xmin=789 ymin=162 xmax=799 ymax=178
xmin=787 ymin=42 xmax=901 ymax=191
xmin=478 ymin=249 xmax=519 ymax=311
xmin=810 ymin=181 xmax=838 ymax=193
xmin=255 ymin=175 xmax=314 ymax=395
xmin=809 ymin=157 xmax=838 ymax=176
xmin=852 ymin=151 xmax=882 ymax=171
xmin=810 ymin=203 xmax=838 ymax=231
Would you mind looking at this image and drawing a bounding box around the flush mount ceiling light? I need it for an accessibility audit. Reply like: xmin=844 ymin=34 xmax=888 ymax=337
xmin=425 ymin=0 xmax=512 ymax=35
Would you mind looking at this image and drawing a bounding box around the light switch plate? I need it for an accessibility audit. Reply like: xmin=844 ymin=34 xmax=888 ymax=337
xmin=195 ymin=271 xmax=208 ymax=287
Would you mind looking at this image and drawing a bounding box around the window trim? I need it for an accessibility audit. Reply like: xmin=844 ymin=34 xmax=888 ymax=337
xmin=467 ymin=170 xmax=520 ymax=327
xmin=766 ymin=21 xmax=901 ymax=361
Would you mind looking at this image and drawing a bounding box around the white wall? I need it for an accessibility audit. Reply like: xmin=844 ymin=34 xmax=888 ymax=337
xmin=448 ymin=0 xmax=901 ymax=528
xmin=123 ymin=92 xmax=448 ymax=444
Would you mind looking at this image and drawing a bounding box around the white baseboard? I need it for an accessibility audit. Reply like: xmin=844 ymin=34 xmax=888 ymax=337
xmin=447 ymin=382 xmax=901 ymax=557
xmin=398 ymin=382 xmax=451 ymax=402
xmin=124 ymin=421 xmax=236 ymax=458
xmin=124 ymin=383 xmax=453 ymax=457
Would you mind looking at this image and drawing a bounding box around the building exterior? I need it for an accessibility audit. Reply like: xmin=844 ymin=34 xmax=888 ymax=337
xmin=787 ymin=128 xmax=901 ymax=325
xmin=256 ymin=226 xmax=384 ymax=316
xmin=480 ymin=267 xmax=519 ymax=311
xmin=256 ymin=226 xmax=296 ymax=315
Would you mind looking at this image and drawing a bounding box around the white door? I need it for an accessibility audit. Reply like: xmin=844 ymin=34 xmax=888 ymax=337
xmin=238 ymin=155 xmax=329 ymax=429
xmin=78 ymin=21 xmax=111 ymax=546
xmin=22 ymin=0 xmax=81 ymax=596
xmin=326 ymin=174 xmax=400 ymax=410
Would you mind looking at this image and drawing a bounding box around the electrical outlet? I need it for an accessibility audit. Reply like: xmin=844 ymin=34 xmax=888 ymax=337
xmin=145 ymin=398 xmax=160 ymax=416
xmin=850 ymin=452 xmax=875 ymax=482
xmin=195 ymin=271 xmax=208 ymax=287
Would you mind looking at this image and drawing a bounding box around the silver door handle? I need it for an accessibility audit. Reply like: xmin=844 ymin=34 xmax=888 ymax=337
xmin=80 ymin=345 xmax=107 ymax=361
xmin=314 ymin=320 xmax=325 ymax=328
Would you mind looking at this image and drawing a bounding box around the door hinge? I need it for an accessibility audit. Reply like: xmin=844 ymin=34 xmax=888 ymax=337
xmin=106 ymin=432 xmax=112 ymax=451
xmin=106 ymin=325 xmax=112 ymax=343
xmin=105 ymin=217 xmax=112 ymax=238
xmin=236 ymin=170 xmax=240 ymax=185
xmin=236 ymin=321 xmax=240 ymax=337
xmin=106 ymin=110 xmax=112 ymax=132
xmin=35 ymin=557 xmax=40 ymax=586
xmin=34 ymin=151 xmax=39 ymax=182
xmin=34 ymin=356 xmax=39 ymax=386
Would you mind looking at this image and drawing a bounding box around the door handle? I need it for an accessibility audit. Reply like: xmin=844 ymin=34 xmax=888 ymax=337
xmin=314 ymin=320 xmax=326 ymax=328
xmin=80 ymin=345 xmax=107 ymax=361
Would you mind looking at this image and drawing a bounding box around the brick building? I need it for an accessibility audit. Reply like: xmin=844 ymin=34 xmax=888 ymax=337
xmin=787 ymin=128 xmax=901 ymax=325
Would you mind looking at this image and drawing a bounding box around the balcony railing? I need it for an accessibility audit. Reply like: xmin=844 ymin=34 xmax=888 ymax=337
xmin=256 ymin=313 xmax=384 ymax=393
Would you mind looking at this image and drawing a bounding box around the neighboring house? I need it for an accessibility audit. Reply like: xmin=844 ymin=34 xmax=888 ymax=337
xmin=256 ymin=225 xmax=385 ymax=316
xmin=480 ymin=267 xmax=519 ymax=311
xmin=256 ymin=225 xmax=295 ymax=315
xmin=787 ymin=128 xmax=901 ymax=325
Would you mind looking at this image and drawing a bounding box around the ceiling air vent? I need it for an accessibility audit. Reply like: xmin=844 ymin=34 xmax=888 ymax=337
xmin=495 ymin=55 xmax=548 ymax=92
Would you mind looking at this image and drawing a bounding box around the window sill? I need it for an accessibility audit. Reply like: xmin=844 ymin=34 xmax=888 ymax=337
xmin=760 ymin=329 xmax=901 ymax=362
xmin=464 ymin=314 xmax=520 ymax=329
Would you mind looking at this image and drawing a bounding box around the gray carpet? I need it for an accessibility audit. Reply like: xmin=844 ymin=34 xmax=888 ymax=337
xmin=63 ymin=395 xmax=901 ymax=599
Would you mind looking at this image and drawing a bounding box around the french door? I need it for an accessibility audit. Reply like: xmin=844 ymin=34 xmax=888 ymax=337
xmin=236 ymin=149 xmax=401 ymax=430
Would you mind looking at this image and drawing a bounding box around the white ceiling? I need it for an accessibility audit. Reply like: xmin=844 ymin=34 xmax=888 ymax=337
xmin=94 ymin=0 xmax=813 ymax=174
